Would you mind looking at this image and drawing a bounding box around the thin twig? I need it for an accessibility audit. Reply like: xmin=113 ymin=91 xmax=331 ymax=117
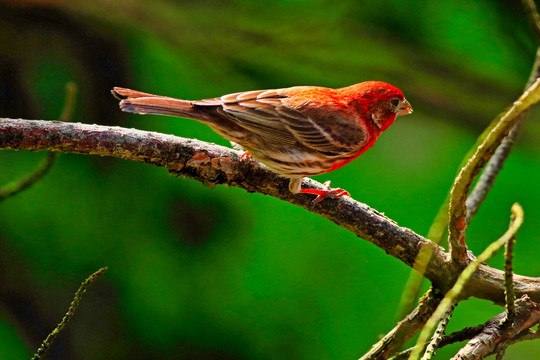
xmin=0 ymin=152 xmax=57 ymax=201
xmin=394 ymin=326 xmax=538 ymax=360
xmin=465 ymin=121 xmax=524 ymax=223
xmin=31 ymin=267 xmax=108 ymax=360
xmin=400 ymin=0 xmax=540 ymax=314
xmin=397 ymin=252 xmax=435 ymax=321
xmin=389 ymin=325 xmax=484 ymax=360
xmin=495 ymin=347 xmax=507 ymax=360
xmin=398 ymin=47 xmax=540 ymax=318
xmin=58 ymin=82 xmax=78 ymax=122
xmin=409 ymin=203 xmax=525 ymax=360
xmin=523 ymin=0 xmax=540 ymax=44
xmin=452 ymin=295 xmax=540 ymax=360
xmin=359 ymin=290 xmax=440 ymax=360
xmin=503 ymin=229 xmax=517 ymax=322
xmin=448 ymin=79 xmax=540 ymax=262
xmin=0 ymin=82 xmax=77 ymax=202
xmin=466 ymin=44 xmax=540 ymax=223
xmin=421 ymin=303 xmax=455 ymax=360
xmin=463 ymin=0 xmax=540 ymax=229
xmin=397 ymin=126 xmax=492 ymax=317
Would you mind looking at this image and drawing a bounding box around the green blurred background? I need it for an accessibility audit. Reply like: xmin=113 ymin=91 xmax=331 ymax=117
xmin=0 ymin=0 xmax=539 ymax=359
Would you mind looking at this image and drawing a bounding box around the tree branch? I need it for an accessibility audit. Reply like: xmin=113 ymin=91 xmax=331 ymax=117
xmin=503 ymin=226 xmax=517 ymax=322
xmin=0 ymin=82 xmax=77 ymax=202
xmin=466 ymin=44 xmax=540 ymax=223
xmin=452 ymin=295 xmax=540 ymax=360
xmin=1 ymin=118 xmax=540 ymax=307
xmin=410 ymin=203 xmax=525 ymax=360
xmin=0 ymin=152 xmax=57 ymax=201
xmin=389 ymin=325 xmax=485 ymax=360
xmin=399 ymin=44 xmax=540 ymax=317
xmin=523 ymin=0 xmax=540 ymax=45
xmin=452 ymin=0 xmax=540 ymax=259
xmin=359 ymin=290 xmax=441 ymax=360
xmin=32 ymin=267 xmax=108 ymax=360
xmin=421 ymin=302 xmax=455 ymax=360
xmin=448 ymin=78 xmax=540 ymax=262
xmin=464 ymin=0 xmax=540 ymax=226
xmin=0 ymin=118 xmax=450 ymax=276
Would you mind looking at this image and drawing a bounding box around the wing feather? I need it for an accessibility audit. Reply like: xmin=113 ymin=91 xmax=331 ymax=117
xmin=196 ymin=89 xmax=365 ymax=156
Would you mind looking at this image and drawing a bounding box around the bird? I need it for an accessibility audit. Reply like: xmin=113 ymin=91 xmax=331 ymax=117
xmin=112 ymin=81 xmax=412 ymax=204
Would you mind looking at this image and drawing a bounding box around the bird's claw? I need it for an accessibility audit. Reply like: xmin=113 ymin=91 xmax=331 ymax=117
xmin=300 ymin=181 xmax=350 ymax=205
xmin=240 ymin=151 xmax=252 ymax=162
xmin=311 ymin=181 xmax=350 ymax=205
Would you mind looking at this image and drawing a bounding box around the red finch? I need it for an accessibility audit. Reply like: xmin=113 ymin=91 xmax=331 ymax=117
xmin=112 ymin=82 xmax=412 ymax=203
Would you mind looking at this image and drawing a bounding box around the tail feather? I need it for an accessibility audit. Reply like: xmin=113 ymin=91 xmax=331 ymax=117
xmin=112 ymin=87 xmax=164 ymax=100
xmin=112 ymin=87 xmax=197 ymax=118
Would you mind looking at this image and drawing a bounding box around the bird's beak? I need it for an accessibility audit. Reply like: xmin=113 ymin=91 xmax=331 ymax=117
xmin=397 ymin=99 xmax=413 ymax=116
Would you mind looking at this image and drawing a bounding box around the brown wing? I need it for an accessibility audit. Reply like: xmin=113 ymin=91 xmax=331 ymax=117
xmin=193 ymin=88 xmax=364 ymax=156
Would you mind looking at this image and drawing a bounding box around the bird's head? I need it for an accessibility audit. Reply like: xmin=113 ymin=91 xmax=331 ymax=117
xmin=345 ymin=81 xmax=413 ymax=132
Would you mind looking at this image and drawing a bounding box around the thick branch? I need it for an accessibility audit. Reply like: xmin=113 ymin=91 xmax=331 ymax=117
xmin=0 ymin=118 xmax=448 ymax=275
xmin=1 ymin=118 xmax=540 ymax=306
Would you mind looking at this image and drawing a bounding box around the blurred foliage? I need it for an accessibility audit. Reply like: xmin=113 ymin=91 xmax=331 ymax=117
xmin=0 ymin=0 xmax=539 ymax=359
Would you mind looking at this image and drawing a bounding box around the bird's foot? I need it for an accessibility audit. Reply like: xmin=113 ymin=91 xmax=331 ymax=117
xmin=240 ymin=151 xmax=252 ymax=161
xmin=299 ymin=181 xmax=350 ymax=205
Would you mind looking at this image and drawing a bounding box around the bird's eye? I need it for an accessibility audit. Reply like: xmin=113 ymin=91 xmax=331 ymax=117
xmin=390 ymin=98 xmax=400 ymax=107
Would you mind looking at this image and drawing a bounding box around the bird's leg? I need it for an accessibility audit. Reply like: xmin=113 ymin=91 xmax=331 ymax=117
xmin=230 ymin=141 xmax=252 ymax=161
xmin=289 ymin=177 xmax=349 ymax=205
xmin=300 ymin=181 xmax=350 ymax=205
